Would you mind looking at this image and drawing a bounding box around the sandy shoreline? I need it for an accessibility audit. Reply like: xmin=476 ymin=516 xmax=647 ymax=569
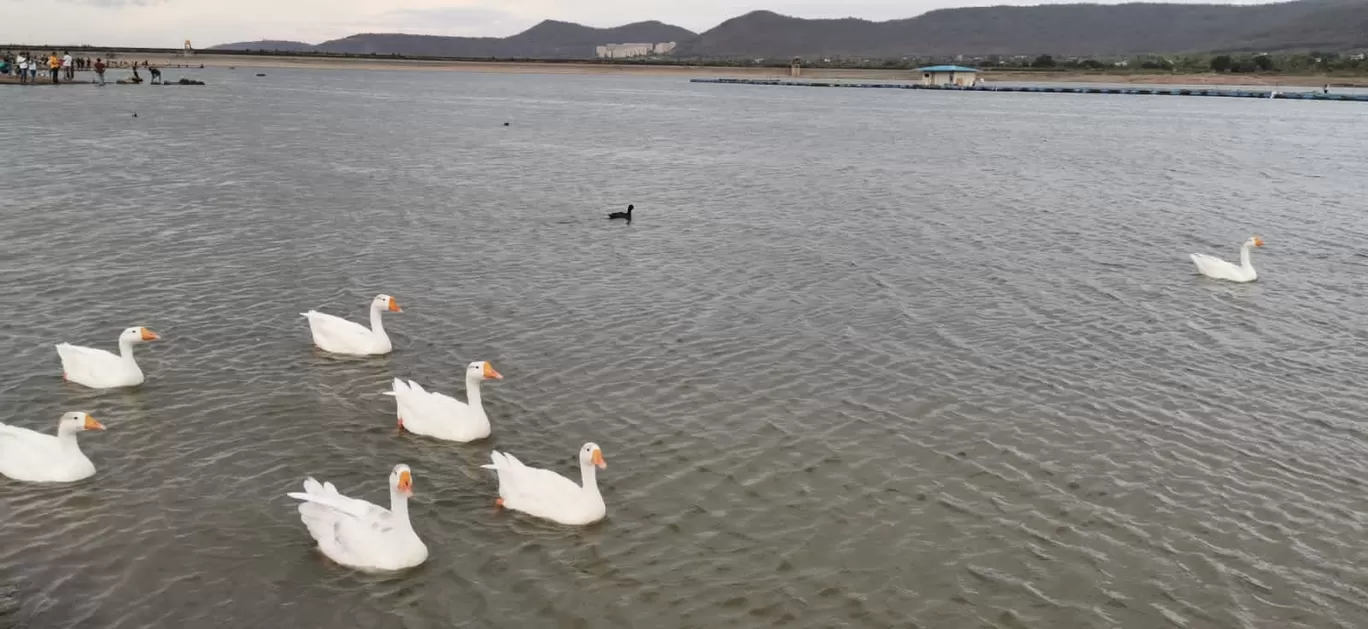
xmin=151 ymin=53 xmax=924 ymax=79
xmin=5 ymin=52 xmax=1364 ymax=88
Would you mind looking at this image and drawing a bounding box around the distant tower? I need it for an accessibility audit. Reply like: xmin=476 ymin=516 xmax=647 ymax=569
xmin=184 ymin=39 xmax=194 ymax=56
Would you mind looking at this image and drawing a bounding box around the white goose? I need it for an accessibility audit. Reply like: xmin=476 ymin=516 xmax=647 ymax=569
xmin=0 ymin=412 xmax=106 ymax=483
xmin=483 ymin=443 xmax=607 ymax=526
xmin=286 ymin=464 xmax=428 ymax=572
xmin=301 ymin=294 xmax=401 ymax=356
xmin=387 ymin=361 xmax=502 ymax=442
xmin=56 ymin=327 xmax=161 ymax=389
xmin=1190 ymin=236 xmax=1265 ymax=283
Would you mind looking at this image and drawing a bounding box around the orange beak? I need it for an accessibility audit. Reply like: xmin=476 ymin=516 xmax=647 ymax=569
xmin=387 ymin=297 xmax=402 ymax=312
xmin=591 ymin=448 xmax=606 ymax=469
xmin=84 ymin=414 xmax=106 ymax=431
xmin=1253 ymin=237 xmax=1265 ymax=247
xmin=482 ymin=362 xmax=503 ymax=380
xmin=397 ymin=470 xmax=413 ymax=495
xmin=140 ymin=328 xmax=160 ymax=341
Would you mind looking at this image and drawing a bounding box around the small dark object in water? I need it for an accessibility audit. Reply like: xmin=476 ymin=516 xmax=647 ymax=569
xmin=503 ymin=122 xmax=510 ymax=126
xmin=177 ymin=78 xmax=205 ymax=85
xmin=132 ymin=112 xmax=138 ymax=118
xmin=256 ymin=73 xmax=266 ymax=77
xmin=607 ymin=204 xmax=633 ymax=220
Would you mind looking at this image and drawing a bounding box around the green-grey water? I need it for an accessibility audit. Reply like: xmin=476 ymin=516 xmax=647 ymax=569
xmin=2 ymin=68 xmax=1368 ymax=628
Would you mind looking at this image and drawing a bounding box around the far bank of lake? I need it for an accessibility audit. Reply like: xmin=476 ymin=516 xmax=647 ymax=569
xmin=8 ymin=52 xmax=1368 ymax=89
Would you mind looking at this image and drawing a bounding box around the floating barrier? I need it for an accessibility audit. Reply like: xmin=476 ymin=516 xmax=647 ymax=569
xmin=689 ymin=78 xmax=1368 ymax=102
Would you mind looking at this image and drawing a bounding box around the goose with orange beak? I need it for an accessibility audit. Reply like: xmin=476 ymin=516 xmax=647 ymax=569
xmin=301 ymin=294 xmax=402 ymax=356
xmin=56 ymin=326 xmax=161 ymax=389
xmin=482 ymin=443 xmax=607 ymax=526
xmin=286 ymin=464 xmax=428 ymax=571
xmin=387 ymin=361 xmax=502 ymax=442
xmin=1190 ymin=235 xmax=1265 ymax=283
xmin=0 ymin=412 xmax=106 ymax=482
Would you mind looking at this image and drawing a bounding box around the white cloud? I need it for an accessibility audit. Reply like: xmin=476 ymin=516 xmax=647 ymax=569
xmin=56 ymin=0 xmax=167 ymax=6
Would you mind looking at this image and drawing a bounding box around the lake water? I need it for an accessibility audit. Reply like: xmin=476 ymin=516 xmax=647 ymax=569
xmin=3 ymin=68 xmax=1368 ymax=629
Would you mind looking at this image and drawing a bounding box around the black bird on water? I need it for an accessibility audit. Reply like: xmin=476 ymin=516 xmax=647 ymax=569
xmin=607 ymin=204 xmax=633 ymax=221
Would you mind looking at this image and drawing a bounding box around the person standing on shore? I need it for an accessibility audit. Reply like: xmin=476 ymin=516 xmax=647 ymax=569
xmin=93 ymin=58 xmax=106 ymax=85
xmin=15 ymin=51 xmax=27 ymax=85
xmin=62 ymin=51 xmax=73 ymax=80
xmin=48 ymin=52 xmax=60 ymax=84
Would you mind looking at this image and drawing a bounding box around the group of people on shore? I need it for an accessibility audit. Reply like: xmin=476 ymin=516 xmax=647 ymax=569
xmin=1 ymin=52 xmax=170 ymax=85
xmin=1 ymin=51 xmax=75 ymax=84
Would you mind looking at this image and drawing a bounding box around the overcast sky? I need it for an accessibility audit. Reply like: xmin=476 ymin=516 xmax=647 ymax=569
xmin=9 ymin=0 xmax=1262 ymax=48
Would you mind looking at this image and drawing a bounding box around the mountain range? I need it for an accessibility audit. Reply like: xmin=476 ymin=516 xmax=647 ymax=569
xmin=213 ymin=20 xmax=695 ymax=59
xmin=211 ymin=0 xmax=1368 ymax=59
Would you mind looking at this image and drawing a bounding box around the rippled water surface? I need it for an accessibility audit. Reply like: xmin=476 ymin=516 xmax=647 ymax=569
xmin=3 ymin=68 xmax=1368 ymax=629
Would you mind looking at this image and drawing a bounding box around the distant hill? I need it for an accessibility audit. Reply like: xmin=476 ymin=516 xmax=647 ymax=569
xmin=210 ymin=1 xmax=1368 ymax=60
xmin=497 ymin=20 xmax=695 ymax=57
xmin=208 ymin=40 xmax=314 ymax=52
xmin=1224 ymin=0 xmax=1368 ymax=51
xmin=210 ymin=20 xmax=696 ymax=58
xmin=671 ymin=1 xmax=1368 ymax=58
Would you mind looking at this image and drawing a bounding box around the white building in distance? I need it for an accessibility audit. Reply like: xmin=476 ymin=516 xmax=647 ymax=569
xmin=596 ymin=42 xmax=676 ymax=59
xmin=916 ymin=65 xmax=979 ymax=87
